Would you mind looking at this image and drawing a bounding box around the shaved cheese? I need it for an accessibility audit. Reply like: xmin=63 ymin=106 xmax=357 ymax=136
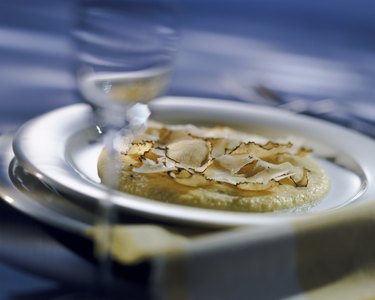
xmin=295 ymin=169 xmax=309 ymax=187
xmin=126 ymin=142 xmax=153 ymax=156
xmin=166 ymin=139 xmax=209 ymax=168
xmin=237 ymin=161 xmax=264 ymax=176
xmin=209 ymin=138 xmax=241 ymax=158
xmin=230 ymin=141 xmax=293 ymax=159
xmin=132 ymin=158 xmax=175 ymax=173
xmin=122 ymin=122 xmax=312 ymax=190
xmin=215 ymin=154 xmax=255 ymax=174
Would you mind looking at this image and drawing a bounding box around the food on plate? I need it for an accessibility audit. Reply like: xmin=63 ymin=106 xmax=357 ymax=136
xmin=98 ymin=122 xmax=329 ymax=212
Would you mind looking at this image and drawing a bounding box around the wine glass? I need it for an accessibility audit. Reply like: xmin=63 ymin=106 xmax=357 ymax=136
xmin=73 ymin=0 xmax=178 ymax=296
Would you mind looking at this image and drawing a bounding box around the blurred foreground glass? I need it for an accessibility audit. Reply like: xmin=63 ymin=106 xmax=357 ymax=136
xmin=73 ymin=0 xmax=178 ymax=297
xmin=75 ymin=0 xmax=178 ymax=109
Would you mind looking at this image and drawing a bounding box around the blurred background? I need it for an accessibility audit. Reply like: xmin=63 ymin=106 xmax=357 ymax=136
xmin=0 ymin=0 xmax=374 ymax=137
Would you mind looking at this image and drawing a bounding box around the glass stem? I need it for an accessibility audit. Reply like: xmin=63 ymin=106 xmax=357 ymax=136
xmin=95 ymin=128 xmax=118 ymax=298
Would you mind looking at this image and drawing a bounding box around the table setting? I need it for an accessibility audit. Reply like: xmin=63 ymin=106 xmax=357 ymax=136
xmin=1 ymin=1 xmax=375 ymax=299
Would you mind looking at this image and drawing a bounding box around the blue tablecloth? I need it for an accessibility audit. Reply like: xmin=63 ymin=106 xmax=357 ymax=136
xmin=0 ymin=1 xmax=374 ymax=299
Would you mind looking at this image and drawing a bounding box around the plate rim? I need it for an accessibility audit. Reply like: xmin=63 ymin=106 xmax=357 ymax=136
xmin=12 ymin=96 xmax=375 ymax=227
xmin=0 ymin=134 xmax=89 ymax=234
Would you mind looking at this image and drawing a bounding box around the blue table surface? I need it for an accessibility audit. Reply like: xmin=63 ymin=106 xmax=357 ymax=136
xmin=0 ymin=1 xmax=374 ymax=299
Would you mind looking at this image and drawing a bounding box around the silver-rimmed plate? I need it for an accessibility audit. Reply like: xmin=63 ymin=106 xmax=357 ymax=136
xmin=12 ymin=97 xmax=375 ymax=227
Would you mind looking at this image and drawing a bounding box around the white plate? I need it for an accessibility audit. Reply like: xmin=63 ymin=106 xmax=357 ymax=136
xmin=12 ymin=97 xmax=375 ymax=227
xmin=0 ymin=135 xmax=91 ymax=234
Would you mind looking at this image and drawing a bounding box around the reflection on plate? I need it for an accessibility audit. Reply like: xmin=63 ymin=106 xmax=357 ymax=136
xmin=11 ymin=97 xmax=375 ymax=227
xmin=0 ymin=135 xmax=89 ymax=234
